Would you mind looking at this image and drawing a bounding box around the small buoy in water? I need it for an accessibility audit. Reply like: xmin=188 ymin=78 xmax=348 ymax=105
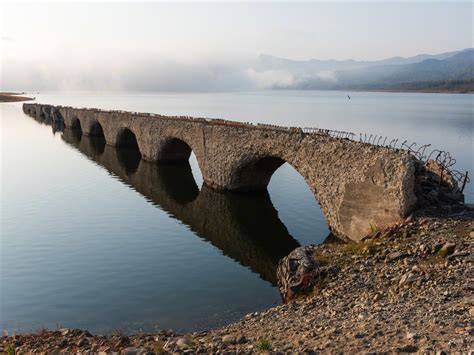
xmin=347 ymin=95 xmax=351 ymax=100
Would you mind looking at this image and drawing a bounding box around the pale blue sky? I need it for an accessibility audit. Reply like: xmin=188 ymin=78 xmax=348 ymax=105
xmin=1 ymin=1 xmax=472 ymax=90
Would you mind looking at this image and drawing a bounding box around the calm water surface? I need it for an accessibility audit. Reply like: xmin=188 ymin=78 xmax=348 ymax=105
xmin=1 ymin=91 xmax=472 ymax=334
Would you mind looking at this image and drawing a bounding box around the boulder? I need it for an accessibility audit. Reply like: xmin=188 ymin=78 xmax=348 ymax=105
xmin=277 ymin=246 xmax=322 ymax=302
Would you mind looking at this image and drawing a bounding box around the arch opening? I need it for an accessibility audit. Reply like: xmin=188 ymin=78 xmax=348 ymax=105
xmin=151 ymin=161 xmax=200 ymax=204
xmin=89 ymin=122 xmax=105 ymax=138
xmin=234 ymin=156 xmax=285 ymax=192
xmin=52 ymin=120 xmax=64 ymax=134
xmin=157 ymin=138 xmax=192 ymax=163
xmin=116 ymin=128 xmax=140 ymax=150
xmin=88 ymin=122 xmax=106 ymax=154
xmin=116 ymin=128 xmax=141 ymax=175
xmin=235 ymin=156 xmax=331 ymax=245
xmin=157 ymin=138 xmax=203 ymax=188
xmin=71 ymin=118 xmax=82 ymax=131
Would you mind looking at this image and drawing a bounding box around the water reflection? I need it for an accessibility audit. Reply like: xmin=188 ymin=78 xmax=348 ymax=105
xmin=60 ymin=128 xmax=300 ymax=285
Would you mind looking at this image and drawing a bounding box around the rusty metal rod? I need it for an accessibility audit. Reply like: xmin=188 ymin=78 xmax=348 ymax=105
xmin=460 ymin=171 xmax=469 ymax=193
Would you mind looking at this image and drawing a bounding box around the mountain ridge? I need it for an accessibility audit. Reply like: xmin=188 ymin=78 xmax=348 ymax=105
xmin=256 ymin=48 xmax=474 ymax=92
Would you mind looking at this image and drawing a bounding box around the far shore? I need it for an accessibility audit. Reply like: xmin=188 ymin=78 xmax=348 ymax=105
xmin=0 ymin=92 xmax=35 ymax=103
xmin=275 ymin=88 xmax=474 ymax=94
xmin=352 ymin=88 xmax=474 ymax=94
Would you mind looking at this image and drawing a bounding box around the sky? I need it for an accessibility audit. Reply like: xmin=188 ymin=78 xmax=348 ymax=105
xmin=1 ymin=1 xmax=472 ymax=91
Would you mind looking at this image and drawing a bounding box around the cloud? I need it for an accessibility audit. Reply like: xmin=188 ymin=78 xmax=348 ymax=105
xmin=316 ymin=70 xmax=337 ymax=82
xmin=122 ymin=60 xmax=255 ymax=92
xmin=1 ymin=45 xmax=340 ymax=92
xmin=244 ymin=68 xmax=297 ymax=89
xmin=1 ymin=51 xmax=260 ymax=92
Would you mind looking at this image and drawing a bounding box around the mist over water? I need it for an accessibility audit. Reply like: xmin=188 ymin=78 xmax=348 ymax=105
xmin=1 ymin=91 xmax=472 ymax=334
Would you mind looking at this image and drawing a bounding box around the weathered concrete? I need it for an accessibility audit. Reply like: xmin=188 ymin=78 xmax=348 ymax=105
xmin=24 ymin=102 xmax=429 ymax=241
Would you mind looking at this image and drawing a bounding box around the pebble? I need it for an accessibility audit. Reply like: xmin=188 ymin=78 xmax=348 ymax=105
xmin=387 ymin=251 xmax=407 ymax=261
xmin=439 ymin=242 xmax=456 ymax=257
xmin=77 ymin=338 xmax=88 ymax=347
xmin=221 ymin=334 xmax=236 ymax=344
xmin=121 ymin=347 xmax=143 ymax=355
xmin=176 ymin=337 xmax=192 ymax=350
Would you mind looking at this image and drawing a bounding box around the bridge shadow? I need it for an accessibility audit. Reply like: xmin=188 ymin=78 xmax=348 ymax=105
xmin=60 ymin=128 xmax=301 ymax=285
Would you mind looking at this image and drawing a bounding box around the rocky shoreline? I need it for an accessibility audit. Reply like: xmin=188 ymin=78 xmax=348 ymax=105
xmin=2 ymin=205 xmax=473 ymax=354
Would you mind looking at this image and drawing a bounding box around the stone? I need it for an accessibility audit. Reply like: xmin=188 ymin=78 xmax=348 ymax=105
xmin=77 ymin=338 xmax=88 ymax=347
xmin=58 ymin=338 xmax=68 ymax=348
xmin=71 ymin=329 xmax=83 ymax=336
xmin=387 ymin=251 xmax=407 ymax=261
xmin=398 ymin=344 xmax=418 ymax=352
xmin=114 ymin=336 xmax=131 ymax=348
xmin=399 ymin=272 xmax=417 ymax=287
xmin=222 ymin=335 xmax=236 ymax=344
xmin=176 ymin=337 xmax=192 ymax=350
xmin=277 ymin=246 xmax=322 ymax=302
xmin=237 ymin=335 xmax=247 ymax=344
xmin=432 ymin=242 xmax=443 ymax=254
xmin=58 ymin=328 xmax=70 ymax=336
xmin=121 ymin=347 xmax=142 ymax=355
xmin=447 ymin=251 xmax=469 ymax=260
xmin=439 ymin=242 xmax=456 ymax=257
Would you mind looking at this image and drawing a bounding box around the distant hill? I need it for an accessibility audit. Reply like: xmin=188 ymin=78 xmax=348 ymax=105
xmin=255 ymin=49 xmax=474 ymax=92
xmin=257 ymin=49 xmax=463 ymax=73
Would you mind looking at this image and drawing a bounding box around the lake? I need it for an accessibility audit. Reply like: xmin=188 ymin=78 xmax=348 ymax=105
xmin=1 ymin=91 xmax=472 ymax=334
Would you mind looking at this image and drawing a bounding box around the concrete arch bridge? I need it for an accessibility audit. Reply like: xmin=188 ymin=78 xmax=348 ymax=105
xmin=23 ymin=103 xmax=460 ymax=241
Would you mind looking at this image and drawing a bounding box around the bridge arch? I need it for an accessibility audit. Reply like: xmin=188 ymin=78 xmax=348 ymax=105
xmin=88 ymin=121 xmax=105 ymax=138
xmin=229 ymin=153 xmax=330 ymax=243
xmin=115 ymin=127 xmax=142 ymax=174
xmin=155 ymin=136 xmax=204 ymax=185
xmin=229 ymin=154 xmax=295 ymax=192
xmin=70 ymin=117 xmax=82 ymax=131
xmin=116 ymin=128 xmax=140 ymax=150
xmin=156 ymin=137 xmax=193 ymax=163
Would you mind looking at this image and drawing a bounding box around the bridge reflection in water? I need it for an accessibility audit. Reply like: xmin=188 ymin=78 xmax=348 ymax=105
xmin=57 ymin=125 xmax=301 ymax=286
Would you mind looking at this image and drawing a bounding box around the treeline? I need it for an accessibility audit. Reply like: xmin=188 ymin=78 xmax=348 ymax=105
xmin=358 ymin=79 xmax=474 ymax=93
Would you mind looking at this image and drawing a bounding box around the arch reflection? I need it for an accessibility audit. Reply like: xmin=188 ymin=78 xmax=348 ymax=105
xmin=60 ymin=130 xmax=300 ymax=285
